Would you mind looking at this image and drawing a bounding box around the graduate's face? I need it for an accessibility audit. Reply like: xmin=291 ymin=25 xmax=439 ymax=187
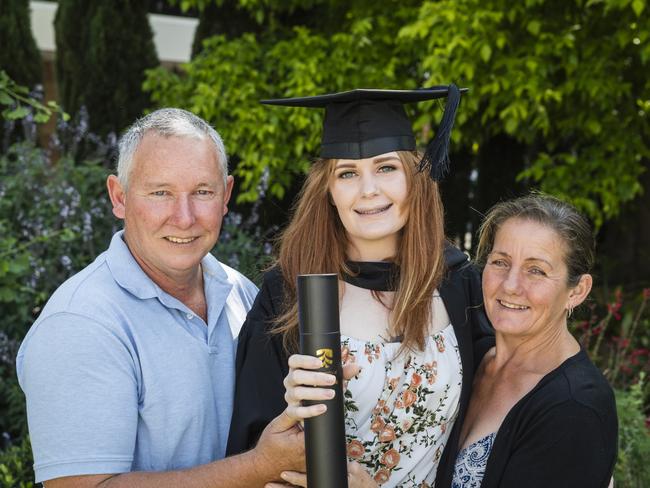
xmin=328 ymin=151 xmax=409 ymax=261
xmin=107 ymin=133 xmax=233 ymax=283
xmin=482 ymin=218 xmax=591 ymax=339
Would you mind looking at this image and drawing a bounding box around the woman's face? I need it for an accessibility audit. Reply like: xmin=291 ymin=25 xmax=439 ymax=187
xmin=482 ymin=218 xmax=585 ymax=339
xmin=328 ymin=151 xmax=409 ymax=261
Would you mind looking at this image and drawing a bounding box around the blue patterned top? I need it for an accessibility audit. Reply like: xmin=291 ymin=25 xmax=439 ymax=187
xmin=451 ymin=432 xmax=496 ymax=488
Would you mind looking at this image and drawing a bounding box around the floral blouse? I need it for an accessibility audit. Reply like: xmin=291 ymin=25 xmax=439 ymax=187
xmin=342 ymin=323 xmax=463 ymax=487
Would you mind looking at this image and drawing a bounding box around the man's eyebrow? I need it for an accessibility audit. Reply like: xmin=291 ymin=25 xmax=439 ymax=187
xmin=142 ymin=182 xmax=171 ymax=189
xmin=142 ymin=182 xmax=218 ymax=189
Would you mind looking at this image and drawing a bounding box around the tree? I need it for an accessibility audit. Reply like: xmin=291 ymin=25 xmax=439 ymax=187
xmin=0 ymin=0 xmax=42 ymax=88
xmin=55 ymin=0 xmax=159 ymax=136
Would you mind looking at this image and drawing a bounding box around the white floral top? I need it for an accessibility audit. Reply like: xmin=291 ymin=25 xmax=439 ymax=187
xmin=341 ymin=324 xmax=463 ymax=487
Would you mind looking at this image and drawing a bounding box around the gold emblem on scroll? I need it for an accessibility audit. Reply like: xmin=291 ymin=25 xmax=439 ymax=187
xmin=316 ymin=348 xmax=333 ymax=368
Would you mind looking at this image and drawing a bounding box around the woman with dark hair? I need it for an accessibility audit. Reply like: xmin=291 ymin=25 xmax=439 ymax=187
xmin=439 ymin=194 xmax=617 ymax=488
xmin=226 ymin=87 xmax=494 ymax=487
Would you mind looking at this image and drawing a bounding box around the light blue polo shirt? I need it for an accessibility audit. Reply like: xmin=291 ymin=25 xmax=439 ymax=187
xmin=16 ymin=231 xmax=258 ymax=483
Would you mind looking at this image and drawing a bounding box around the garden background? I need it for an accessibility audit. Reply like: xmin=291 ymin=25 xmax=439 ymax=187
xmin=1 ymin=0 xmax=649 ymax=486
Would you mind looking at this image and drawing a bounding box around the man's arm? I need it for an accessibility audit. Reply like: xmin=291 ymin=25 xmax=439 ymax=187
xmin=45 ymin=412 xmax=305 ymax=488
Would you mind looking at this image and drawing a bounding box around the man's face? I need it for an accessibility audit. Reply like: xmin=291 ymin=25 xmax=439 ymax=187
xmin=108 ymin=133 xmax=233 ymax=283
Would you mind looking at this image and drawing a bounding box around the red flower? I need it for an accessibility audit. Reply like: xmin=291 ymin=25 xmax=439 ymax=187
xmin=379 ymin=425 xmax=396 ymax=442
xmin=643 ymin=288 xmax=650 ymax=300
xmin=374 ymin=468 xmax=391 ymax=485
xmin=381 ymin=448 xmax=400 ymax=468
xmin=401 ymin=389 xmax=417 ymax=408
xmin=371 ymin=416 xmax=386 ymax=433
xmin=347 ymin=440 xmax=365 ymax=459
xmin=411 ymin=373 xmax=422 ymax=387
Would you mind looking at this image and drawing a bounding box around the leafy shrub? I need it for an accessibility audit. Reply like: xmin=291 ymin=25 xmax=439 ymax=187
xmin=614 ymin=376 xmax=650 ymax=488
xmin=0 ymin=436 xmax=33 ymax=488
xmin=571 ymin=288 xmax=650 ymax=393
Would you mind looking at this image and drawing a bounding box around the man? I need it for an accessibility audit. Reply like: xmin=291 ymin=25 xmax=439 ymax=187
xmin=17 ymin=108 xmax=304 ymax=487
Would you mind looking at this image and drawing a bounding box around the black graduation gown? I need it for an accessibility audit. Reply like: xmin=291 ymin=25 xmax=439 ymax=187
xmin=226 ymin=244 xmax=495 ymax=478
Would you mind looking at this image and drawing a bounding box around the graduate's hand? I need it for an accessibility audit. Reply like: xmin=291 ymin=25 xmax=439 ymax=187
xmin=283 ymin=354 xmax=361 ymax=422
xmin=265 ymin=461 xmax=377 ymax=488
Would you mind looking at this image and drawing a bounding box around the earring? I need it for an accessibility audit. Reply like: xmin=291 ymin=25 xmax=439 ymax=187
xmin=567 ymin=304 xmax=574 ymax=318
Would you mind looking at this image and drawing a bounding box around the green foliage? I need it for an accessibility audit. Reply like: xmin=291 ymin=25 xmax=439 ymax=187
xmin=0 ymin=71 xmax=67 ymax=125
xmin=0 ymin=0 xmax=41 ymax=88
xmin=614 ymin=376 xmax=650 ymax=488
xmin=55 ymin=0 xmax=159 ymax=135
xmin=0 ymin=437 xmax=34 ymax=488
xmin=146 ymin=0 xmax=649 ymax=228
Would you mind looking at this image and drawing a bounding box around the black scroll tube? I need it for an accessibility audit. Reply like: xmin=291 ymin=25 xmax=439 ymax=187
xmin=297 ymin=274 xmax=348 ymax=488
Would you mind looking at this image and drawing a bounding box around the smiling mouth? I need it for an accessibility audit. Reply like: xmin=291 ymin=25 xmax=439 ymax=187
xmin=164 ymin=236 xmax=198 ymax=244
xmin=354 ymin=204 xmax=392 ymax=215
xmin=498 ymin=299 xmax=529 ymax=310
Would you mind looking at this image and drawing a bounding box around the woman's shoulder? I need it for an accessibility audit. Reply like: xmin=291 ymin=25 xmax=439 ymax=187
xmin=260 ymin=265 xmax=286 ymax=288
xmin=243 ymin=266 xmax=288 ymax=329
xmin=442 ymin=242 xmax=481 ymax=281
xmin=443 ymin=241 xmax=469 ymax=270
xmin=557 ymin=350 xmax=616 ymax=415
xmin=527 ymin=350 xmax=616 ymax=425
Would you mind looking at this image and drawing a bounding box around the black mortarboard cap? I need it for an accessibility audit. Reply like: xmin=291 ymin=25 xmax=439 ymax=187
xmin=261 ymin=85 xmax=465 ymax=180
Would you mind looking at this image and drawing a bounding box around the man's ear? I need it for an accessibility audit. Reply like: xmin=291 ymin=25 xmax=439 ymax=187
xmin=107 ymin=175 xmax=127 ymax=219
xmin=222 ymin=175 xmax=235 ymax=215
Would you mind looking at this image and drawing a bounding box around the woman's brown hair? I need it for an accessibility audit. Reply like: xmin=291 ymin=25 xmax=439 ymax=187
xmin=273 ymin=150 xmax=447 ymax=354
xmin=475 ymin=194 xmax=595 ymax=287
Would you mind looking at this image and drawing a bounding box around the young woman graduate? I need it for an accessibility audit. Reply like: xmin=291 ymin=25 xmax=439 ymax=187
xmin=226 ymin=86 xmax=494 ymax=487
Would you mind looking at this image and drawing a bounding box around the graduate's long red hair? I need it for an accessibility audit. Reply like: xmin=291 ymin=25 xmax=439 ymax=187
xmin=274 ymin=150 xmax=446 ymax=354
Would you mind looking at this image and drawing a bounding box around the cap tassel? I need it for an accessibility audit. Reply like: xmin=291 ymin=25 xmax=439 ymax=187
xmin=418 ymin=83 xmax=461 ymax=181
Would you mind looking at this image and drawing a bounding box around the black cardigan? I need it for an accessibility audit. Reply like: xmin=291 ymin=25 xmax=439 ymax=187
xmin=226 ymin=244 xmax=495 ymax=458
xmin=437 ymin=349 xmax=618 ymax=488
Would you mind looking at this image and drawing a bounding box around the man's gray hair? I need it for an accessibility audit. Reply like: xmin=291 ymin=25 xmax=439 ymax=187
xmin=117 ymin=108 xmax=228 ymax=188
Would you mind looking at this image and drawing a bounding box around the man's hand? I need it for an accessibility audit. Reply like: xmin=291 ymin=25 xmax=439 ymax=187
xmin=253 ymin=410 xmax=306 ymax=479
